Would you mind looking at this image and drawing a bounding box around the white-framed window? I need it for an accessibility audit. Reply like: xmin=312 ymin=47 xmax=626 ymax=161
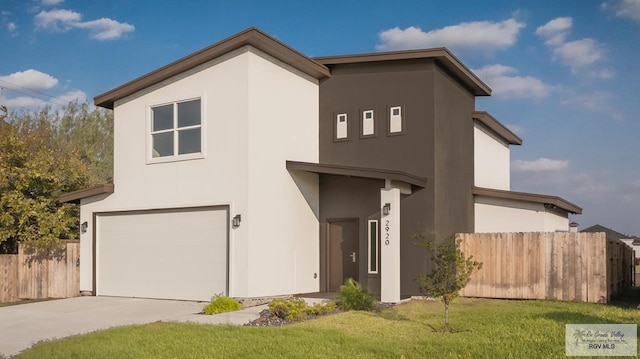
xmin=367 ymin=220 xmax=379 ymax=274
xmin=362 ymin=109 xmax=375 ymax=136
xmin=389 ymin=106 xmax=402 ymax=134
xmin=150 ymin=98 xmax=202 ymax=160
xmin=336 ymin=113 xmax=348 ymax=140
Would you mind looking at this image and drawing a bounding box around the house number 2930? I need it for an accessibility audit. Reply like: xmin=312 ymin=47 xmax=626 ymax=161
xmin=384 ymin=220 xmax=390 ymax=245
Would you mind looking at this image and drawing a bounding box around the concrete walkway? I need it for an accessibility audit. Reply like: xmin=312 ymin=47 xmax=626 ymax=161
xmin=0 ymin=296 xmax=268 ymax=358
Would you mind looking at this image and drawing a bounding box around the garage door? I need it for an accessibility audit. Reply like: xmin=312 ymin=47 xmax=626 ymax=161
xmin=96 ymin=207 xmax=228 ymax=301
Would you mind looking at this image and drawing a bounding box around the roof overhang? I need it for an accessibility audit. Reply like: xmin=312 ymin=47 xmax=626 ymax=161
xmin=473 ymin=111 xmax=522 ymax=145
xmin=94 ymin=27 xmax=330 ymax=109
xmin=314 ymin=47 xmax=491 ymax=96
xmin=59 ymin=184 xmax=114 ymax=204
xmin=473 ymin=186 xmax=582 ymax=214
xmin=286 ymin=161 xmax=427 ymax=189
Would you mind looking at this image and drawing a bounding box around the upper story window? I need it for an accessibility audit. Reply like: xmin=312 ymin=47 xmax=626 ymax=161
xmin=389 ymin=106 xmax=403 ymax=134
xmin=335 ymin=113 xmax=348 ymax=141
xmin=362 ymin=110 xmax=375 ymax=137
xmin=150 ymin=98 xmax=202 ymax=160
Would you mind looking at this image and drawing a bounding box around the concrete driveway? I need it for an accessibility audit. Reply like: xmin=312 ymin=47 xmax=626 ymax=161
xmin=0 ymin=296 xmax=266 ymax=357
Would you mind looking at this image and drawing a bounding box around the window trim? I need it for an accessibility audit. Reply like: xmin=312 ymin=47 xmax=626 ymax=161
xmin=334 ymin=112 xmax=350 ymax=142
xmin=387 ymin=105 xmax=405 ymax=136
xmin=367 ymin=219 xmax=379 ymax=274
xmin=147 ymin=96 xmax=205 ymax=164
xmin=360 ymin=109 xmax=376 ymax=138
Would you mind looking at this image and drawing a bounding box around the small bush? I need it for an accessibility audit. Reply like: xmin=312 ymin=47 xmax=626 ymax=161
xmin=202 ymin=295 xmax=243 ymax=315
xmin=335 ymin=278 xmax=376 ymax=311
xmin=306 ymin=301 xmax=338 ymax=316
xmin=268 ymin=297 xmax=308 ymax=321
xmin=268 ymin=298 xmax=338 ymax=321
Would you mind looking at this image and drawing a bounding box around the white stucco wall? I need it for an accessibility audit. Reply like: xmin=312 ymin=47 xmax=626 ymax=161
xmin=474 ymin=122 xmax=510 ymax=190
xmin=78 ymin=46 xmax=319 ymax=298
xmin=474 ymin=196 xmax=569 ymax=233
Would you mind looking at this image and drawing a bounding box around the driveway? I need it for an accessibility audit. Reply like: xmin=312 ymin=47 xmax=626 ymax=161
xmin=0 ymin=296 xmax=266 ymax=357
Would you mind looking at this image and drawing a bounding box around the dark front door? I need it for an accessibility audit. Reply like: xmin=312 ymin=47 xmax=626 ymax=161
xmin=328 ymin=219 xmax=359 ymax=292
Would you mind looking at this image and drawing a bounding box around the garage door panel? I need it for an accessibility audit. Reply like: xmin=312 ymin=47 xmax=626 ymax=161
xmin=96 ymin=207 xmax=228 ymax=301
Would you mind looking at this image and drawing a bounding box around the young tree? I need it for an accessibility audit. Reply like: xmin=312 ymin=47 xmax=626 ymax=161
xmin=414 ymin=233 xmax=482 ymax=332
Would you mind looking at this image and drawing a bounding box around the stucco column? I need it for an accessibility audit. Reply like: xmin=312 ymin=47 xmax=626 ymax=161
xmin=380 ymin=186 xmax=401 ymax=303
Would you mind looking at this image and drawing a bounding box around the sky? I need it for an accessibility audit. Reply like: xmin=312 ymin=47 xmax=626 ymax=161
xmin=1 ymin=0 xmax=639 ymax=235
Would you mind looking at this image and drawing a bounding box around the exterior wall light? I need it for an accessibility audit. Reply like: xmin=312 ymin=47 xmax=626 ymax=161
xmin=383 ymin=203 xmax=391 ymax=216
xmin=232 ymin=214 xmax=241 ymax=228
xmin=81 ymin=221 xmax=88 ymax=233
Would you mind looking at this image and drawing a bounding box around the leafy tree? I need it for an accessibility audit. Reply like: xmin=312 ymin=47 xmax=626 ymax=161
xmin=0 ymin=102 xmax=113 ymax=253
xmin=414 ymin=233 xmax=482 ymax=332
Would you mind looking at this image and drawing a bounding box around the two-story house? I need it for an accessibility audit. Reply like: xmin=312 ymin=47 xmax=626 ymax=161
xmin=61 ymin=28 xmax=581 ymax=303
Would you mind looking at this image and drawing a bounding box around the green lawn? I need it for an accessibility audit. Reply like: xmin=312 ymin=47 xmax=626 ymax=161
xmin=15 ymin=295 xmax=640 ymax=359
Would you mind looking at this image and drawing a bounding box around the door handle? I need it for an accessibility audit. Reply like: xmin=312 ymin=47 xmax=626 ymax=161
xmin=349 ymin=252 xmax=356 ymax=263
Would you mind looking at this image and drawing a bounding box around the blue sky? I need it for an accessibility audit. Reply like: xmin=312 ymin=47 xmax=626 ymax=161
xmin=1 ymin=0 xmax=639 ymax=235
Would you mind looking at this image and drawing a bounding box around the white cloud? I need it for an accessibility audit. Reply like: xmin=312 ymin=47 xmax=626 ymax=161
xmin=535 ymin=17 xmax=572 ymax=46
xmin=513 ymin=157 xmax=569 ymax=171
xmin=536 ymin=17 xmax=609 ymax=76
xmin=1 ymin=96 xmax=48 ymax=109
xmin=376 ymin=18 xmax=525 ymax=52
xmin=73 ymin=18 xmax=135 ymax=40
xmin=553 ymin=39 xmax=604 ymax=71
xmin=34 ymin=9 xmax=81 ymax=32
xmin=473 ymin=64 xmax=553 ymax=99
xmin=57 ymin=90 xmax=87 ymax=104
xmin=601 ymin=0 xmax=640 ymax=21
xmin=0 ymin=69 xmax=58 ymax=90
xmin=34 ymin=8 xmax=134 ymax=40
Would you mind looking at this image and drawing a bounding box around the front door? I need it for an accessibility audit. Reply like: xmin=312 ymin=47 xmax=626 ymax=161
xmin=328 ymin=219 xmax=359 ymax=292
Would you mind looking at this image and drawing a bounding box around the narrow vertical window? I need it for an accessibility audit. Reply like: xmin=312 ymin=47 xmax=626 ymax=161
xmin=367 ymin=220 xmax=379 ymax=274
xmin=389 ymin=106 xmax=402 ymax=134
xmin=336 ymin=113 xmax=348 ymax=140
xmin=362 ymin=110 xmax=374 ymax=136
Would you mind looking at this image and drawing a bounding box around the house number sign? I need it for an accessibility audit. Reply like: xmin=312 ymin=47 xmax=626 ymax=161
xmin=384 ymin=219 xmax=390 ymax=245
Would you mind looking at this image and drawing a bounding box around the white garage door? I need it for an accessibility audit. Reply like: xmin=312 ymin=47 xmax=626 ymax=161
xmin=96 ymin=207 xmax=228 ymax=301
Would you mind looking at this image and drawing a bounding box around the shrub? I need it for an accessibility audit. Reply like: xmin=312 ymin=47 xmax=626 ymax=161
xmin=268 ymin=298 xmax=338 ymax=321
xmin=306 ymin=301 xmax=338 ymax=316
xmin=335 ymin=278 xmax=376 ymax=311
xmin=268 ymin=297 xmax=308 ymax=321
xmin=202 ymin=295 xmax=243 ymax=315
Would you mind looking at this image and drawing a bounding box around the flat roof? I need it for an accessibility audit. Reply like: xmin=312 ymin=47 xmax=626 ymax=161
xmin=473 ymin=186 xmax=582 ymax=214
xmin=286 ymin=161 xmax=427 ymax=188
xmin=314 ymin=47 xmax=492 ymax=96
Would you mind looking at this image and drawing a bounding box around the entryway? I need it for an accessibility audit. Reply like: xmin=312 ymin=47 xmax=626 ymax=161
xmin=327 ymin=219 xmax=359 ymax=292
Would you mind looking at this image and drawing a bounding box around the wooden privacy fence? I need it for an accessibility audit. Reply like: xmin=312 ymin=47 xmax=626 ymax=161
xmin=458 ymin=232 xmax=635 ymax=303
xmin=0 ymin=240 xmax=80 ymax=303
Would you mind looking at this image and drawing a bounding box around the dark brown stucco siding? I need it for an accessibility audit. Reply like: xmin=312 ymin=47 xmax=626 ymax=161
xmin=432 ymin=65 xmax=475 ymax=241
xmin=318 ymin=58 xmax=475 ymax=296
xmin=318 ymin=175 xmax=384 ymax=292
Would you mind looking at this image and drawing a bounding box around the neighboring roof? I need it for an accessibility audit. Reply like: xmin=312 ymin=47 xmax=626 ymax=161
xmin=59 ymin=184 xmax=114 ymax=204
xmin=314 ymin=48 xmax=492 ymax=96
xmin=473 ymin=111 xmax=523 ymax=145
xmin=286 ymin=161 xmax=427 ymax=188
xmin=581 ymin=224 xmax=633 ymax=240
xmin=472 ymin=186 xmax=582 ymax=214
xmin=94 ymin=27 xmax=331 ymax=109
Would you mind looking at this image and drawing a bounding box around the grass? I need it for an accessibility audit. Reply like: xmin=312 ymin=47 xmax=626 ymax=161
xmin=15 ymin=296 xmax=640 ymax=359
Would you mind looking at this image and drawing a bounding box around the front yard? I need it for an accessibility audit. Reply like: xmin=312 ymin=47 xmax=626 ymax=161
xmin=14 ymin=291 xmax=640 ymax=359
